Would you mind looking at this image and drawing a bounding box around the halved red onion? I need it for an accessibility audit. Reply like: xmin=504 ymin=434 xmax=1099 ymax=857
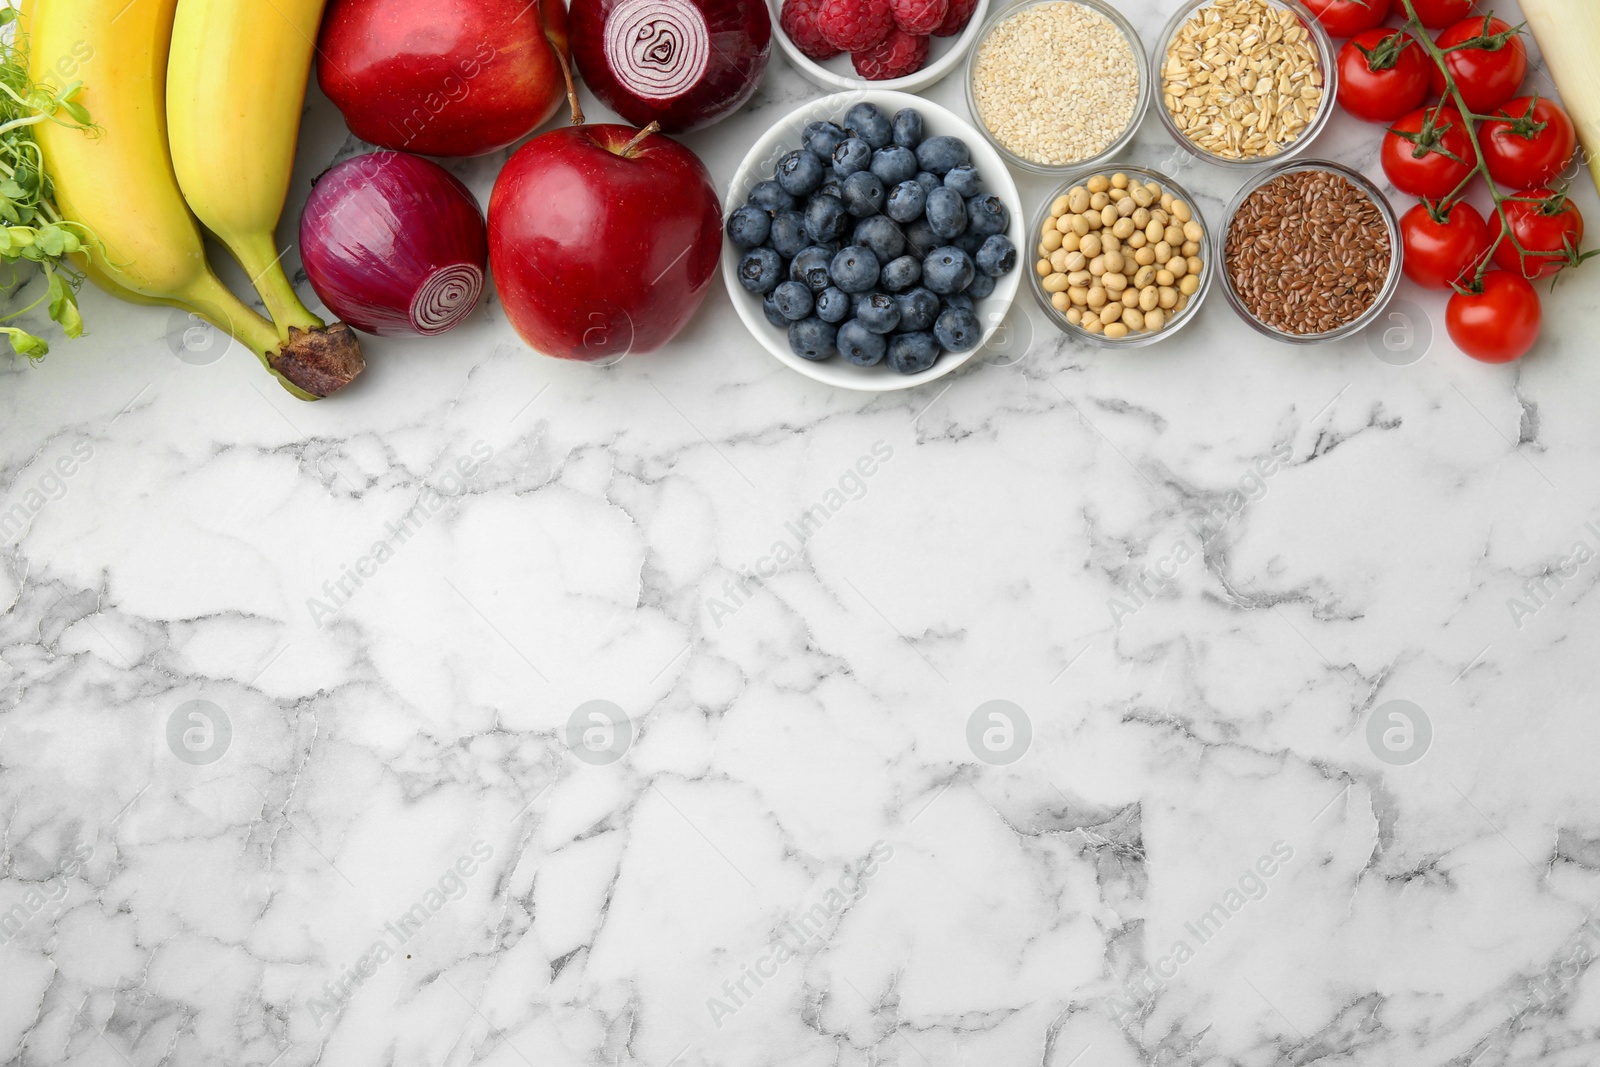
xmin=299 ymin=151 xmax=488 ymax=337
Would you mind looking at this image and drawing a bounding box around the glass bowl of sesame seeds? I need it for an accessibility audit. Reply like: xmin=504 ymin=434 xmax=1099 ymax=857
xmin=963 ymin=0 xmax=1150 ymax=176
xmin=1152 ymin=0 xmax=1338 ymax=170
xmin=1027 ymin=165 xmax=1215 ymax=347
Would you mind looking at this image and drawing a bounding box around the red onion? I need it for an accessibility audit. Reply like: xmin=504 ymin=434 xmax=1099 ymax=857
xmin=299 ymin=152 xmax=488 ymax=337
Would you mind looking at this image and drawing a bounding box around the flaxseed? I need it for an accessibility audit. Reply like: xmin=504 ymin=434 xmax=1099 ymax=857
xmin=1224 ymin=168 xmax=1392 ymax=336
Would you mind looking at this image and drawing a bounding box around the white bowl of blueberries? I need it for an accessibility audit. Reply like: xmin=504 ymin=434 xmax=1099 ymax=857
xmin=722 ymin=90 xmax=1023 ymax=391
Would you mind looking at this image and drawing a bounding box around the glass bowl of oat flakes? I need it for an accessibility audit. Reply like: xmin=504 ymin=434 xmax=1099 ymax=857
xmin=1153 ymin=0 xmax=1337 ymax=169
xmin=964 ymin=0 xmax=1149 ymax=175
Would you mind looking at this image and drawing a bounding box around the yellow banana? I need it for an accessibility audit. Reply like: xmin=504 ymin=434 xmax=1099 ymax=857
xmin=23 ymin=0 xmax=354 ymax=398
xmin=166 ymin=0 xmax=333 ymax=338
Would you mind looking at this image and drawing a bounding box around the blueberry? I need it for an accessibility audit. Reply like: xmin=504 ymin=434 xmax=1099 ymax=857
xmin=887 ymin=331 xmax=939 ymax=374
xmin=904 ymin=217 xmax=939 ymax=257
xmin=944 ymin=292 xmax=974 ymax=312
xmin=832 ymin=137 xmax=872 ymax=177
xmin=943 ymin=165 xmax=982 ymax=198
xmin=966 ymin=194 xmax=1009 ymax=237
xmin=895 ymin=287 xmax=940 ymax=331
xmin=790 ymin=245 xmax=835 ymax=292
xmin=748 ymin=180 xmax=795 ymax=213
xmin=804 ymin=121 xmax=847 ymax=162
xmin=829 ymin=245 xmax=880 ymax=293
xmin=914 ymin=171 xmax=942 ymax=194
xmin=788 ymin=317 xmax=838 ymax=361
xmin=738 ymin=247 xmax=783 ymax=293
xmin=852 ymin=215 xmax=905 ymax=263
xmin=934 ymin=307 xmax=980 ymax=351
xmin=804 ymin=194 xmax=849 ymax=243
xmin=726 ymin=205 xmax=770 ymax=249
xmin=892 ymin=107 xmax=924 ymax=149
xmin=966 ymin=272 xmax=995 ymax=299
xmin=844 ymin=102 xmax=893 ymax=149
xmin=880 ymin=254 xmax=921 ymax=291
xmin=837 ymin=319 xmax=887 ymax=366
xmin=815 ymin=286 xmax=851 ymax=323
xmin=770 ymin=210 xmax=807 ymax=259
xmin=841 ymin=171 xmax=885 ymax=218
xmin=885 ymin=181 xmax=926 ymax=224
xmin=922 ymin=246 xmax=975 ymax=294
xmin=870 ymin=146 xmax=918 ymax=187
xmin=762 ymin=291 xmax=788 ymax=327
xmin=776 ymin=149 xmax=826 ymax=197
xmin=772 ymin=280 xmax=814 ymax=320
xmin=976 ymin=234 xmax=1016 ymax=277
xmin=853 ymin=292 xmax=901 ymax=334
xmin=952 ymin=230 xmax=985 ymax=256
xmin=925 ymin=187 xmax=967 ymax=239
xmin=818 ymin=180 xmax=844 ymax=201
xmin=916 ymin=136 xmax=969 ymax=175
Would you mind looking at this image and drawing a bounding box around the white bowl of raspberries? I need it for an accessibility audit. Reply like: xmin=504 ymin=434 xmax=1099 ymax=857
xmin=722 ymin=90 xmax=1023 ymax=391
xmin=771 ymin=0 xmax=986 ymax=89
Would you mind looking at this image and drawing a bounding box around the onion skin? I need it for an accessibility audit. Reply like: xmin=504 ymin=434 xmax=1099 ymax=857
xmin=299 ymin=151 xmax=488 ymax=337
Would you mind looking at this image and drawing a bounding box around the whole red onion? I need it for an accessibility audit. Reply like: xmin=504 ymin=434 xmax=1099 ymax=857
xmin=299 ymin=152 xmax=488 ymax=337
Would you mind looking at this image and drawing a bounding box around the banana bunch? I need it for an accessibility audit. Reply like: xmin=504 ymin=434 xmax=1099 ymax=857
xmin=26 ymin=0 xmax=362 ymax=399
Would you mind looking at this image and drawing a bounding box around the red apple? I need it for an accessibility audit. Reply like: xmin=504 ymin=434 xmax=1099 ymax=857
xmin=570 ymin=0 xmax=771 ymax=133
xmin=317 ymin=0 xmax=580 ymax=158
xmin=488 ymin=124 xmax=722 ymax=360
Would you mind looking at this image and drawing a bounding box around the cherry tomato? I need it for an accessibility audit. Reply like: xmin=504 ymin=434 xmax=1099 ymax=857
xmin=1304 ymin=0 xmax=1390 ymax=37
xmin=1382 ymin=106 xmax=1475 ymax=199
xmin=1407 ymin=0 xmax=1475 ymax=30
xmin=1492 ymin=189 xmax=1585 ymax=279
xmin=1337 ymin=30 xmax=1432 ymax=123
xmin=1446 ymin=271 xmax=1541 ymax=362
xmin=1400 ymin=201 xmax=1492 ymax=288
xmin=1479 ymin=97 xmax=1578 ymax=188
xmin=1429 ymin=17 xmax=1527 ymax=115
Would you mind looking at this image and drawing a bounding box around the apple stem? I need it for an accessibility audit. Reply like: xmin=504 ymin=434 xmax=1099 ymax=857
xmin=622 ymin=122 xmax=661 ymax=155
xmin=554 ymin=46 xmax=584 ymax=126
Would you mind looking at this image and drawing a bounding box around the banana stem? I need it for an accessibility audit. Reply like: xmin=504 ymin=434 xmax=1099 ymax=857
xmin=178 ymin=272 xmax=318 ymax=400
xmin=232 ymin=227 xmax=325 ymax=338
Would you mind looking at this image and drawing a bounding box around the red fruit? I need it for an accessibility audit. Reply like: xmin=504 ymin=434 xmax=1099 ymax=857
xmin=318 ymin=0 xmax=574 ymax=157
xmin=487 ymin=124 xmax=723 ymax=360
xmin=890 ymin=0 xmax=947 ymax=35
xmin=933 ymin=0 xmax=976 ymax=36
xmin=1428 ymin=17 xmax=1527 ymax=115
xmin=851 ymin=27 xmax=928 ymax=78
xmin=782 ymin=0 xmax=843 ymax=59
xmin=817 ymin=0 xmax=893 ymax=52
xmin=1446 ymin=271 xmax=1541 ymax=363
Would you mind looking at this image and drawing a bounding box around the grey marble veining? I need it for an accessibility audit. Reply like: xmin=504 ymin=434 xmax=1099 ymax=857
xmin=3 ymin=1 xmax=1600 ymax=1064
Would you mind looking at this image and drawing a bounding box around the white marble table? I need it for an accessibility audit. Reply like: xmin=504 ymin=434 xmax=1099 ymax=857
xmin=3 ymin=1 xmax=1600 ymax=1064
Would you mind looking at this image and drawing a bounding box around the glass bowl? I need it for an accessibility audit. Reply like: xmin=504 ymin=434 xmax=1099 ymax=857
xmin=1027 ymin=164 xmax=1215 ymax=349
xmin=1217 ymin=159 xmax=1403 ymax=344
xmin=964 ymin=0 xmax=1151 ymax=176
xmin=1150 ymin=0 xmax=1337 ymax=171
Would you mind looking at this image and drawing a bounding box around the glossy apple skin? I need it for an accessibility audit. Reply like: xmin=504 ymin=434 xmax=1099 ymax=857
xmin=488 ymin=125 xmax=723 ymax=360
xmin=318 ymin=0 xmax=571 ymax=158
xmin=570 ymin=0 xmax=770 ymax=133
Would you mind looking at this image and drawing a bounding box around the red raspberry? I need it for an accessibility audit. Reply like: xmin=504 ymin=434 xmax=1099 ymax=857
xmin=932 ymin=0 xmax=977 ymax=36
xmin=781 ymin=0 xmax=843 ymax=60
xmin=818 ymin=0 xmax=894 ymax=54
xmin=890 ymin=0 xmax=947 ymax=35
xmin=851 ymin=28 xmax=929 ymax=79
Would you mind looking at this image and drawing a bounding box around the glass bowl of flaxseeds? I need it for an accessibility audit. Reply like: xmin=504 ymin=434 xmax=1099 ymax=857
xmin=1220 ymin=160 xmax=1401 ymax=343
xmin=964 ymin=0 xmax=1150 ymax=175
xmin=1153 ymin=0 xmax=1337 ymax=169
